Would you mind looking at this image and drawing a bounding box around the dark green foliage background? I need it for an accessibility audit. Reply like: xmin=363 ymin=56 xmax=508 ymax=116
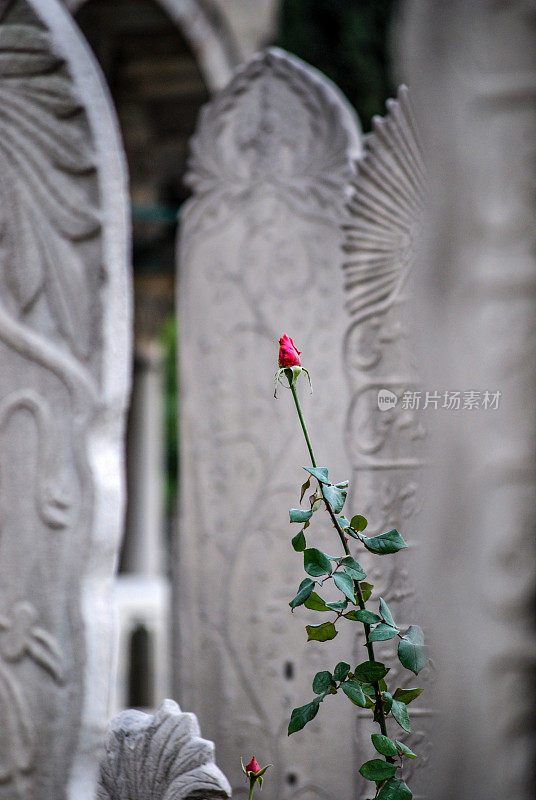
xmin=276 ymin=0 xmax=396 ymax=131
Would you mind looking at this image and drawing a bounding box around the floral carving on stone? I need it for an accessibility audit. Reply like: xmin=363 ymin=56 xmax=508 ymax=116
xmin=97 ymin=700 xmax=231 ymax=800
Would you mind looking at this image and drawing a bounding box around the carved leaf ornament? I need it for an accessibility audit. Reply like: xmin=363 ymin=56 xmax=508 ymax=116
xmin=0 ymin=602 xmax=64 ymax=788
xmin=0 ymin=9 xmax=99 ymax=359
xmin=98 ymin=700 xmax=232 ymax=800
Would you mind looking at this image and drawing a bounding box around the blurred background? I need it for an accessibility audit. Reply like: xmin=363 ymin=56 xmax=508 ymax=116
xmin=69 ymin=0 xmax=397 ymax=715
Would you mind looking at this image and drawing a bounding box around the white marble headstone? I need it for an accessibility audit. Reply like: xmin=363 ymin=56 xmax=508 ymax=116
xmin=0 ymin=0 xmax=131 ymax=797
xmin=400 ymin=2 xmax=536 ymax=799
xmin=177 ymin=47 xmax=363 ymax=800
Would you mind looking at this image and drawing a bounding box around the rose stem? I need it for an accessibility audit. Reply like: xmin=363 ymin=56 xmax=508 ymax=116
xmin=289 ymin=380 xmax=392 ymax=746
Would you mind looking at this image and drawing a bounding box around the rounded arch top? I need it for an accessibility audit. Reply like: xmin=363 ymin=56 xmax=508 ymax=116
xmin=66 ymin=0 xmax=241 ymax=91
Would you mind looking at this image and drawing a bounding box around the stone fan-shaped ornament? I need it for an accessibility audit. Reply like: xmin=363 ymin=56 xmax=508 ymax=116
xmin=343 ymin=85 xmax=425 ymax=324
xmin=97 ymin=700 xmax=231 ymax=800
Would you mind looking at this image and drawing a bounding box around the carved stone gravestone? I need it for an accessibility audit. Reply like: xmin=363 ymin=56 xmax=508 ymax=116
xmin=0 ymin=0 xmax=131 ymax=797
xmin=400 ymin=2 xmax=536 ymax=799
xmin=177 ymin=48 xmax=362 ymax=799
xmin=342 ymin=87 xmax=432 ymax=799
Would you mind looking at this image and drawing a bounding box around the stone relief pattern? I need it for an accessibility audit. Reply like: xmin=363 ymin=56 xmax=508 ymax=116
xmin=179 ymin=48 xmax=361 ymax=800
xmin=98 ymin=700 xmax=231 ymax=800
xmin=0 ymin=1 xmax=101 ymax=796
xmin=184 ymin=46 xmax=360 ymax=233
xmin=342 ymin=87 xmax=431 ymax=798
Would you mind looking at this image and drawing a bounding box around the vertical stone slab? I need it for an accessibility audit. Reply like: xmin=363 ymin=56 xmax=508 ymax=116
xmin=399 ymin=3 xmax=536 ymax=799
xmin=0 ymin=1 xmax=131 ymax=798
xmin=177 ymin=48 xmax=361 ymax=799
xmin=342 ymin=87 xmax=431 ymax=798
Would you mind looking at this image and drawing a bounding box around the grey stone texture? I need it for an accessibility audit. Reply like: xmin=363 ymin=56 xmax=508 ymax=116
xmin=342 ymin=85 xmax=430 ymax=798
xmin=399 ymin=2 xmax=536 ymax=799
xmin=177 ymin=46 xmax=371 ymax=800
xmin=97 ymin=700 xmax=232 ymax=800
xmin=0 ymin=0 xmax=131 ymax=797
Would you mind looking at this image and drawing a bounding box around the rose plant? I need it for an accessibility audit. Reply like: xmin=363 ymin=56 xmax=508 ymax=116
xmin=241 ymin=755 xmax=271 ymax=800
xmin=275 ymin=335 xmax=429 ymax=800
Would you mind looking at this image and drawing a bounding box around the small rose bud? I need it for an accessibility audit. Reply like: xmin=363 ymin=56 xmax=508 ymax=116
xmin=278 ymin=333 xmax=301 ymax=368
xmin=245 ymin=756 xmax=261 ymax=775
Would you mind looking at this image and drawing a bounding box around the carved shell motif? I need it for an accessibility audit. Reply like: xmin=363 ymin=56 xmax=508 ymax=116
xmin=97 ymin=700 xmax=232 ymax=800
xmin=0 ymin=3 xmax=100 ymax=360
xmin=343 ymin=85 xmax=425 ymax=324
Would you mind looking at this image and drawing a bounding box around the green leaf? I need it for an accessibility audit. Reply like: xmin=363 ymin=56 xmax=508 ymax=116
xmin=339 ymin=556 xmax=366 ymax=580
xmin=288 ymin=699 xmax=320 ymax=735
xmin=312 ymin=670 xmax=333 ymax=694
xmin=361 ymin=678 xmax=387 ymax=697
xmin=360 ymin=582 xmax=374 ymax=602
xmin=359 ymin=759 xmax=397 ymax=782
xmin=341 ymin=680 xmax=367 ymax=707
xmin=353 ymin=609 xmax=381 ymax=625
xmin=379 ymin=598 xmax=396 ymax=628
xmin=333 ymin=661 xmax=350 ymax=681
xmin=377 ymin=778 xmax=412 ymax=800
xmin=396 ymin=741 xmax=418 ymax=759
xmin=383 ymin=691 xmax=393 ymax=714
xmin=300 ymin=476 xmax=311 ymax=502
xmin=304 ymin=548 xmax=332 ymax=577
xmin=304 ymin=591 xmax=328 ymax=612
xmin=353 ymin=661 xmax=389 ymax=682
xmin=391 ymin=699 xmax=411 ymax=732
xmin=350 ymin=514 xmax=368 ymax=531
xmin=335 ymin=480 xmax=349 ymax=488
xmin=393 ymin=687 xmax=423 ymax=705
xmin=303 ymin=466 xmax=330 ymax=484
xmin=371 ymin=733 xmax=398 ymax=757
xmin=325 ymin=599 xmax=348 ymax=612
xmin=291 ymin=530 xmax=306 ymax=552
xmin=362 ymin=529 xmax=407 ymax=555
xmin=322 ymin=484 xmax=347 ymax=514
xmin=398 ymin=625 xmax=429 ymax=675
xmin=289 ymin=578 xmax=315 ymax=609
xmin=333 ymin=572 xmax=355 ymax=601
xmin=343 ymin=610 xmax=360 ymax=621
xmin=289 ymin=508 xmax=313 ymax=524
xmin=306 ymin=621 xmax=338 ymax=642
xmin=368 ymin=623 xmax=399 ymax=642
xmin=337 ymin=516 xmax=350 ymax=528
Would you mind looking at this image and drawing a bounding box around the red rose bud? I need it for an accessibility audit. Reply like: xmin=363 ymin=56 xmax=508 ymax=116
xmin=278 ymin=334 xmax=301 ymax=368
xmin=245 ymin=756 xmax=261 ymax=775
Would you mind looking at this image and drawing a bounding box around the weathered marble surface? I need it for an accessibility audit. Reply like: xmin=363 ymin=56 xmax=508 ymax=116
xmin=342 ymin=85 xmax=431 ymax=799
xmin=399 ymin=2 xmax=536 ymax=798
xmin=177 ymin=47 xmax=362 ymax=800
xmin=98 ymin=700 xmax=231 ymax=800
xmin=0 ymin=0 xmax=131 ymax=797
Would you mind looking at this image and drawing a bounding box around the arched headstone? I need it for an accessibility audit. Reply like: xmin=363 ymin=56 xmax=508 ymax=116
xmin=342 ymin=86 xmax=431 ymax=798
xmin=0 ymin=0 xmax=131 ymax=797
xmin=177 ymin=47 xmax=362 ymax=799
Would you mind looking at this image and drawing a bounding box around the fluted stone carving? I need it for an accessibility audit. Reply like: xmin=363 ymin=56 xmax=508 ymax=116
xmin=177 ymin=47 xmax=362 ymax=800
xmin=0 ymin=0 xmax=131 ymax=797
xmin=98 ymin=700 xmax=232 ymax=800
xmin=399 ymin=2 xmax=536 ymax=799
xmin=342 ymin=86 xmax=431 ymax=798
